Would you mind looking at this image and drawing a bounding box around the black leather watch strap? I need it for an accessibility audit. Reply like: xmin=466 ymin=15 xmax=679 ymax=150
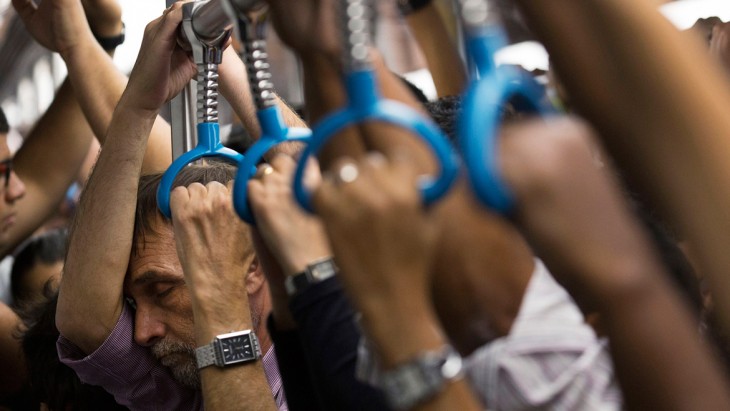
xmin=397 ymin=0 xmax=433 ymax=16
xmin=94 ymin=22 xmax=126 ymax=51
xmin=285 ymin=257 xmax=338 ymax=296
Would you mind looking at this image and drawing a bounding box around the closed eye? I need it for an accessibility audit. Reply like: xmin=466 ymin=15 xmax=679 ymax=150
xmin=157 ymin=287 xmax=175 ymax=299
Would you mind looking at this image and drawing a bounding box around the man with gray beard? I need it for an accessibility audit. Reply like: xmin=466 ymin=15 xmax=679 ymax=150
xmin=52 ymin=3 xmax=291 ymax=409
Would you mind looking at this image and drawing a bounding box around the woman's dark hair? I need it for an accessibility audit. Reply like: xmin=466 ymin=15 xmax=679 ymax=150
xmin=20 ymin=285 xmax=127 ymax=410
xmin=11 ymin=229 xmax=68 ymax=308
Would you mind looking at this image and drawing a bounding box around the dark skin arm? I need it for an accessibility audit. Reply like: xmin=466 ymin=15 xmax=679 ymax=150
xmin=404 ymin=3 xmax=467 ymax=97
xmin=514 ymin=0 xmax=730 ymax=333
xmin=499 ymin=117 xmax=730 ymax=411
xmin=313 ymin=152 xmax=482 ymax=411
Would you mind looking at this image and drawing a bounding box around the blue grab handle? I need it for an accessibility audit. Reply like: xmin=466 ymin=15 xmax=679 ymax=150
xmin=293 ymin=70 xmax=460 ymax=214
xmin=459 ymin=28 xmax=555 ymax=214
xmin=157 ymin=123 xmax=244 ymax=219
xmin=233 ymin=106 xmax=312 ymax=224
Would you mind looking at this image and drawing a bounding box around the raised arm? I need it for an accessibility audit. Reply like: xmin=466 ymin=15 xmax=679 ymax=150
xmin=513 ymin=0 xmax=730 ymax=330
xmin=56 ymin=4 xmax=196 ymax=353
xmin=170 ymin=181 xmax=277 ymax=411
xmin=13 ymin=0 xmax=174 ymax=174
xmin=313 ymin=153 xmax=482 ymax=411
xmin=399 ymin=0 xmax=467 ymax=97
xmin=499 ymin=117 xmax=730 ymax=410
xmin=1 ymin=73 xmax=93 ymax=258
xmin=266 ymin=0 xmax=437 ymax=172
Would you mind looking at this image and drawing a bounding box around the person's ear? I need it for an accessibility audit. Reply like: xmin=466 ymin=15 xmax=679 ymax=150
xmin=245 ymin=257 xmax=266 ymax=295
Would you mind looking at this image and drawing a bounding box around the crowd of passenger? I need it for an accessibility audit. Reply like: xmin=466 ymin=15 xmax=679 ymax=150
xmin=2 ymin=0 xmax=730 ymax=409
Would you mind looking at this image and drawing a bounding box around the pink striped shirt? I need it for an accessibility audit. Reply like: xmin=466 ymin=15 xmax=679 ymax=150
xmin=58 ymin=303 xmax=287 ymax=410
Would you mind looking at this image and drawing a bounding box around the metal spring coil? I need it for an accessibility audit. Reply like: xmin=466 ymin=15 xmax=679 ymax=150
xmin=197 ymin=63 xmax=220 ymax=123
xmin=342 ymin=0 xmax=372 ymax=71
xmin=244 ymin=39 xmax=277 ymax=110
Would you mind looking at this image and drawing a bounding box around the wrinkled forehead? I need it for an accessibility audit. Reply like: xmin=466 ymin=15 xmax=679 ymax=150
xmin=126 ymin=220 xmax=183 ymax=286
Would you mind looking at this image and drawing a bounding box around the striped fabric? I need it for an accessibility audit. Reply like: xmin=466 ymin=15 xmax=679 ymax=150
xmin=356 ymin=260 xmax=623 ymax=410
xmin=464 ymin=261 xmax=622 ymax=410
xmin=263 ymin=346 xmax=288 ymax=410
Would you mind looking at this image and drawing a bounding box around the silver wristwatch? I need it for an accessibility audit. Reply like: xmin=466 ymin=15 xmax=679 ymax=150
xmin=379 ymin=346 xmax=464 ymax=410
xmin=284 ymin=257 xmax=338 ymax=296
xmin=195 ymin=330 xmax=262 ymax=369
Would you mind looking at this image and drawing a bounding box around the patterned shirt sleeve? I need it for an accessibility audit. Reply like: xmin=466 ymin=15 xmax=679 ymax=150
xmin=57 ymin=302 xmax=202 ymax=411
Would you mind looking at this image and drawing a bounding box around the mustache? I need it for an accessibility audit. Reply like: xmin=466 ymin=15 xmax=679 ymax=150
xmin=151 ymin=339 xmax=195 ymax=360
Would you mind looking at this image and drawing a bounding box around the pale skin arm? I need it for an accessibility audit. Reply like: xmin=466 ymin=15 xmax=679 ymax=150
xmin=56 ymin=5 xmax=197 ymax=353
xmin=248 ymin=154 xmax=332 ymax=329
xmin=12 ymin=0 xmax=172 ymax=175
xmin=170 ymin=182 xmax=276 ymax=411
xmin=0 ymin=81 xmax=92 ymax=258
xmin=499 ymin=118 xmax=730 ymax=410
xmin=513 ymin=0 xmax=730 ymax=331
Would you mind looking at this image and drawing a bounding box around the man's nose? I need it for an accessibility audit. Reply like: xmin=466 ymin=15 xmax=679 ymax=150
xmin=5 ymin=171 xmax=26 ymax=204
xmin=133 ymin=306 xmax=166 ymax=347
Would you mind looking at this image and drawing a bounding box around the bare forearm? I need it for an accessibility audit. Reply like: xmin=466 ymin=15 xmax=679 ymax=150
xmin=361 ymin=298 xmax=482 ymax=411
xmin=517 ymin=0 xmax=730 ymax=329
xmin=597 ymin=263 xmax=730 ymax=410
xmin=4 ymin=79 xmax=93 ymax=255
xmin=61 ymin=40 xmax=172 ymax=173
xmin=189 ymin=276 xmax=277 ymax=411
xmin=405 ymin=5 xmax=466 ymax=97
xmin=58 ymin=103 xmax=155 ymax=353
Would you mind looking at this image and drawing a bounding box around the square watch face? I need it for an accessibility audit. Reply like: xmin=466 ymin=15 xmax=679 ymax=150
xmin=220 ymin=334 xmax=254 ymax=364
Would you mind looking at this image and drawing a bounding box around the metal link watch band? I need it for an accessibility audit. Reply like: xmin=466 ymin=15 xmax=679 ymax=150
xmin=195 ymin=343 xmax=218 ymax=368
xmin=285 ymin=257 xmax=338 ymax=296
xmin=195 ymin=330 xmax=261 ymax=369
xmin=379 ymin=346 xmax=464 ymax=410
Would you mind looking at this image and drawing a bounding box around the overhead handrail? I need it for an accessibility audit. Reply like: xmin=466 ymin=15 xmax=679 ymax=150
xmin=456 ymin=0 xmax=554 ymax=213
xmin=291 ymin=0 xmax=460 ymax=213
xmin=224 ymin=0 xmax=312 ymax=224
xmin=157 ymin=0 xmax=243 ymax=218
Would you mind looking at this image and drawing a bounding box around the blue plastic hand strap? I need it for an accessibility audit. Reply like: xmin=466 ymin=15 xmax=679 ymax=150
xmin=458 ymin=28 xmax=554 ymax=214
xmin=157 ymin=122 xmax=244 ymax=219
xmin=292 ymin=69 xmax=460 ymax=214
xmin=233 ymin=106 xmax=312 ymax=224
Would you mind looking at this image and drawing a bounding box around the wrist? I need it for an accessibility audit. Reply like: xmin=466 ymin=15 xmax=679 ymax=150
xmin=360 ymin=298 xmax=446 ymax=368
xmin=116 ymin=91 xmax=162 ymax=121
xmin=191 ymin=298 xmax=253 ymax=344
xmin=59 ymin=33 xmax=99 ymax=65
xmin=90 ymin=19 xmax=124 ymax=39
xmin=282 ymin=252 xmax=333 ymax=277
